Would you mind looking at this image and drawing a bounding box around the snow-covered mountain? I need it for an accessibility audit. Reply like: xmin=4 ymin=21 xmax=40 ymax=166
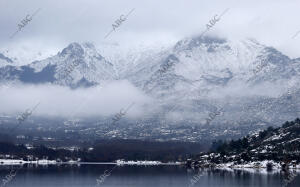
xmin=0 ymin=53 xmax=13 ymax=68
xmin=141 ymin=36 xmax=298 ymax=98
xmin=0 ymin=45 xmax=57 ymax=66
xmin=0 ymin=42 xmax=116 ymax=88
xmin=118 ymin=35 xmax=300 ymax=129
xmin=1 ymin=34 xmax=300 ymax=136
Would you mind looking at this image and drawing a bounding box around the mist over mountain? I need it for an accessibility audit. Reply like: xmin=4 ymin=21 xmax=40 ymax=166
xmin=1 ymin=34 xmax=300 ymax=141
xmin=0 ymin=53 xmax=13 ymax=67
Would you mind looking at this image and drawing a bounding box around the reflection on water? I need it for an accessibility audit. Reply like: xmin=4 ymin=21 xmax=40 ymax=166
xmin=0 ymin=164 xmax=299 ymax=187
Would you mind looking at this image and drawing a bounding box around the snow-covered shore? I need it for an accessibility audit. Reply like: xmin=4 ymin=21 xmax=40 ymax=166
xmin=216 ymin=160 xmax=300 ymax=169
xmin=0 ymin=159 xmax=79 ymax=165
xmin=0 ymin=159 xmax=182 ymax=166
xmin=187 ymin=159 xmax=300 ymax=170
xmin=116 ymin=160 xmax=182 ymax=166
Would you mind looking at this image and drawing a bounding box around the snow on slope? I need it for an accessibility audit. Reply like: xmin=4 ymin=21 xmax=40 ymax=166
xmin=0 ymin=53 xmax=13 ymax=68
xmin=0 ymin=42 xmax=117 ymax=87
xmin=1 ymin=35 xmax=300 ymax=130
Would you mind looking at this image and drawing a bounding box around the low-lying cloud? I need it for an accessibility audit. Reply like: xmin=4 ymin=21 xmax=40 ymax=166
xmin=0 ymin=80 xmax=152 ymax=119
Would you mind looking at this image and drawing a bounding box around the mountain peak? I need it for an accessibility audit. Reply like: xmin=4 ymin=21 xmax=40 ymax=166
xmin=174 ymin=35 xmax=227 ymax=52
xmin=81 ymin=42 xmax=96 ymax=50
xmin=59 ymin=42 xmax=100 ymax=59
xmin=60 ymin=42 xmax=84 ymax=57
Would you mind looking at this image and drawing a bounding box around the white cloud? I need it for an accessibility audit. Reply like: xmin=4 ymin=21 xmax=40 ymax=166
xmin=0 ymin=80 xmax=152 ymax=118
xmin=1 ymin=0 xmax=300 ymax=58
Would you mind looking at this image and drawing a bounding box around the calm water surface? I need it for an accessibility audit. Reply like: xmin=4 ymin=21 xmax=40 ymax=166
xmin=0 ymin=164 xmax=299 ymax=187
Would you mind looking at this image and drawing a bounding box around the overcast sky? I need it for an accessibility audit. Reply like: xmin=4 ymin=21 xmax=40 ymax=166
xmin=1 ymin=0 xmax=300 ymax=58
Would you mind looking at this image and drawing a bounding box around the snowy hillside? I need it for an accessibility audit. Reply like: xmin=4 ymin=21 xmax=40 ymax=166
xmin=0 ymin=43 xmax=116 ymax=87
xmin=188 ymin=118 xmax=300 ymax=169
xmin=1 ymin=35 xmax=300 ymax=136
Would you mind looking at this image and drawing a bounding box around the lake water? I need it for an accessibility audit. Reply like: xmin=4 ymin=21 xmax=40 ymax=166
xmin=0 ymin=164 xmax=299 ymax=187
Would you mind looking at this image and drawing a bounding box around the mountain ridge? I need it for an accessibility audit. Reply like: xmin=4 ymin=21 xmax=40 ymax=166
xmin=1 ymin=35 xmax=300 ymax=140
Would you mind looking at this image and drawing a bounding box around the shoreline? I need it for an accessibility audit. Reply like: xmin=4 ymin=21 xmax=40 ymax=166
xmin=186 ymin=160 xmax=300 ymax=170
xmin=1 ymin=159 xmax=300 ymax=172
xmin=0 ymin=159 xmax=183 ymax=166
